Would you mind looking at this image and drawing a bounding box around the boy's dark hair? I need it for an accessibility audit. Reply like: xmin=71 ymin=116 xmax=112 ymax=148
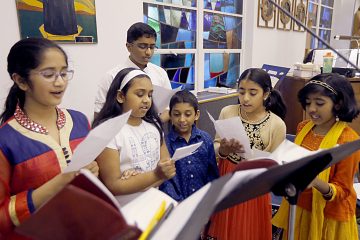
xmin=1 ymin=38 xmax=68 ymax=125
xmin=92 ymin=67 xmax=164 ymax=143
xmin=127 ymin=22 xmax=157 ymax=43
xmin=298 ymin=73 xmax=360 ymax=122
xmin=238 ymin=68 xmax=287 ymax=120
xmin=169 ymin=90 xmax=199 ymax=114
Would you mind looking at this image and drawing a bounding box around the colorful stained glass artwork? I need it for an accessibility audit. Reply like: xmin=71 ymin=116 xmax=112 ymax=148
xmin=204 ymin=0 xmax=243 ymax=15
xmin=144 ymin=3 xmax=196 ymax=49
xmin=149 ymin=5 xmax=159 ymax=21
xmin=155 ymin=0 xmax=196 ymax=7
xmin=321 ymin=0 xmax=333 ymax=8
xmin=318 ymin=29 xmax=331 ymax=48
xmin=151 ymin=54 xmax=195 ymax=90
xmin=204 ymin=53 xmax=240 ymax=88
xmin=319 ymin=6 xmax=332 ymax=29
xmin=203 ymin=13 xmax=242 ymax=49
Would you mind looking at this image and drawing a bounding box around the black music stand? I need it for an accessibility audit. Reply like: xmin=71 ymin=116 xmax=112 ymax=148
xmin=151 ymin=139 xmax=360 ymax=240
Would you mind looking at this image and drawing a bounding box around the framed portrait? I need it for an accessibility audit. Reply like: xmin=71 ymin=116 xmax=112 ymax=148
xmin=15 ymin=0 xmax=98 ymax=43
xmin=277 ymin=0 xmax=293 ymax=31
xmin=257 ymin=0 xmax=276 ymax=28
xmin=292 ymin=0 xmax=308 ymax=32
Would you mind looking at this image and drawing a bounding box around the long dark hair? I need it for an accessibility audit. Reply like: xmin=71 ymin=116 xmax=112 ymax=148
xmin=238 ymin=68 xmax=287 ymax=120
xmin=92 ymin=68 xmax=164 ymax=143
xmin=298 ymin=73 xmax=360 ymax=122
xmin=0 ymin=38 xmax=68 ymax=125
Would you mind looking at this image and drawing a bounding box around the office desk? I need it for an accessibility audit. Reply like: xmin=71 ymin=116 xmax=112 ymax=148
xmin=275 ymin=76 xmax=360 ymax=135
xmin=196 ymin=91 xmax=239 ymax=139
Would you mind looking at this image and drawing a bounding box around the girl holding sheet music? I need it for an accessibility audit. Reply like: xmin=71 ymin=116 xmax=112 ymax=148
xmin=93 ymin=68 xmax=176 ymax=205
xmin=0 ymin=38 xmax=99 ymax=236
xmin=272 ymin=73 xmax=360 ymax=240
xmin=159 ymin=90 xmax=219 ymax=201
xmin=207 ymin=68 xmax=287 ymax=240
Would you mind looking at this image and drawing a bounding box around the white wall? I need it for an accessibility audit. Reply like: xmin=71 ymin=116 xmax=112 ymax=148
xmin=244 ymin=1 xmax=306 ymax=69
xmin=0 ymin=0 xmax=143 ymax=120
xmin=330 ymin=0 xmax=356 ymax=49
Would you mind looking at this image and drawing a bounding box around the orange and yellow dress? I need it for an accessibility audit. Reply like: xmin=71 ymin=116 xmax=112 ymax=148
xmin=272 ymin=120 xmax=360 ymax=240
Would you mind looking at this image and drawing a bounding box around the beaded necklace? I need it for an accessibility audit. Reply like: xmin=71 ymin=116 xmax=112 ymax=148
xmin=14 ymin=104 xmax=66 ymax=135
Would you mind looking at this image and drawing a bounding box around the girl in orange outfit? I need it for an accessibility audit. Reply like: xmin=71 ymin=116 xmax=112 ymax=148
xmin=272 ymin=73 xmax=360 ymax=240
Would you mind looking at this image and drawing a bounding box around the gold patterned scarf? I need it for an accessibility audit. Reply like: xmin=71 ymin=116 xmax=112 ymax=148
xmin=272 ymin=120 xmax=347 ymax=239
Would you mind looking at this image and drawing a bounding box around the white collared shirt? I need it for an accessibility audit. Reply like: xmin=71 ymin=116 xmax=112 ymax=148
xmin=94 ymin=58 xmax=171 ymax=112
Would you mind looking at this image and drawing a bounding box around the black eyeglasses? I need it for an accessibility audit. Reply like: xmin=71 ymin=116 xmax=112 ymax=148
xmin=130 ymin=43 xmax=158 ymax=50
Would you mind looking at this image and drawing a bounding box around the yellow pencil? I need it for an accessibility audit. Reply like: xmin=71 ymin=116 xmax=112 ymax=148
xmin=138 ymin=200 xmax=166 ymax=240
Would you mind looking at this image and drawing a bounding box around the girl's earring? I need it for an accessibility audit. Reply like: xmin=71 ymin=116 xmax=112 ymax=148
xmin=335 ymin=115 xmax=339 ymax=122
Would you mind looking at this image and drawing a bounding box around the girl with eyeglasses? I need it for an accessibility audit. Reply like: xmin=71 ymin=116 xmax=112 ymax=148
xmin=0 ymin=38 xmax=98 ymax=237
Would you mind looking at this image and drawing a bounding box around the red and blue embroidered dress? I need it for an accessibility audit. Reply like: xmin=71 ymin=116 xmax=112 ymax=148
xmin=0 ymin=106 xmax=89 ymax=236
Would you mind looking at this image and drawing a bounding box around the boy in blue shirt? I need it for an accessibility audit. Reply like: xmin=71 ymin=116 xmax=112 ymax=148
xmin=160 ymin=90 xmax=219 ymax=201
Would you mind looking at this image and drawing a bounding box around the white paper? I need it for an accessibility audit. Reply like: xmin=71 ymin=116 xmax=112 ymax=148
xmin=64 ymin=111 xmax=131 ymax=173
xmin=152 ymin=85 xmax=181 ymax=113
xmin=207 ymin=112 xmax=252 ymax=158
xmin=121 ymin=188 xmax=178 ymax=231
xmin=150 ymin=184 xmax=211 ymax=239
xmin=354 ymin=183 xmax=360 ymax=200
xmin=268 ymin=139 xmax=319 ymax=165
xmin=171 ymin=141 xmax=203 ymax=161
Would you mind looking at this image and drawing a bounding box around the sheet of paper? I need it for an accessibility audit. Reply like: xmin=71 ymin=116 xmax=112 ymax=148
xmin=64 ymin=111 xmax=131 ymax=173
xmin=150 ymin=184 xmax=211 ymax=239
xmin=207 ymin=112 xmax=252 ymax=158
xmin=268 ymin=139 xmax=320 ymax=165
xmin=354 ymin=183 xmax=360 ymax=200
xmin=171 ymin=141 xmax=203 ymax=161
xmin=121 ymin=188 xmax=178 ymax=231
xmin=152 ymin=85 xmax=181 ymax=113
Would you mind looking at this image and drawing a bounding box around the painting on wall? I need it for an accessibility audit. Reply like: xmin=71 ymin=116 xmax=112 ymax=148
xmin=15 ymin=0 xmax=98 ymax=43
xmin=277 ymin=0 xmax=293 ymax=31
xmin=257 ymin=0 xmax=276 ymax=28
xmin=293 ymin=0 xmax=308 ymax=32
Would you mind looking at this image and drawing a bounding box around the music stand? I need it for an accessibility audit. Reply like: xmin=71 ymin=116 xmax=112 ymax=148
xmin=151 ymin=139 xmax=360 ymax=240
xmin=214 ymin=139 xmax=360 ymax=240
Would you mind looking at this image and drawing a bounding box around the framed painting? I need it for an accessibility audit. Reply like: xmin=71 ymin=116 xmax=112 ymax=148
xmin=257 ymin=0 xmax=276 ymax=28
xmin=15 ymin=0 xmax=98 ymax=43
xmin=292 ymin=0 xmax=308 ymax=32
xmin=277 ymin=0 xmax=293 ymax=31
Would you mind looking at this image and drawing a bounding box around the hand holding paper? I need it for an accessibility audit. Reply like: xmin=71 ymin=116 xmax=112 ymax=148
xmin=207 ymin=112 xmax=252 ymax=158
xmin=171 ymin=141 xmax=203 ymax=161
xmin=64 ymin=111 xmax=131 ymax=173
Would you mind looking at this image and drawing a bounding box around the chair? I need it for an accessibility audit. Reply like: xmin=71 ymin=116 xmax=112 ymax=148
xmin=261 ymin=64 xmax=290 ymax=88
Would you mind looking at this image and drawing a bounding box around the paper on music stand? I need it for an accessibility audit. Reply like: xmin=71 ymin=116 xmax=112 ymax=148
xmin=172 ymin=141 xmax=203 ymax=161
xmin=152 ymin=85 xmax=182 ymax=113
xmin=64 ymin=111 xmax=131 ymax=173
xmin=269 ymin=139 xmax=322 ymax=165
xmin=353 ymin=183 xmax=360 ymax=200
xmin=122 ymin=188 xmax=178 ymax=231
xmin=207 ymin=112 xmax=252 ymax=158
